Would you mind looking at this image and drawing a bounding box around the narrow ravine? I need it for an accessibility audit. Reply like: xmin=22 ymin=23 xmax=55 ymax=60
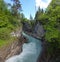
xmin=5 ymin=32 xmax=42 ymax=62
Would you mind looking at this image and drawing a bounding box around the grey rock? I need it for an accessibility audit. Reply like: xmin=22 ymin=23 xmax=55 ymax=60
xmin=34 ymin=22 xmax=45 ymax=38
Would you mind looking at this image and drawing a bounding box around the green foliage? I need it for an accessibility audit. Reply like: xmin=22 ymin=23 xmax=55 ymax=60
xmin=35 ymin=0 xmax=60 ymax=43
xmin=45 ymin=0 xmax=60 ymax=42
xmin=30 ymin=14 xmax=33 ymax=21
xmin=35 ymin=7 xmax=44 ymax=21
xmin=0 ymin=0 xmax=22 ymax=41
xmin=35 ymin=0 xmax=60 ymax=55
xmin=0 ymin=15 xmax=8 ymax=28
xmin=0 ymin=28 xmax=10 ymax=40
xmin=10 ymin=0 xmax=21 ymax=18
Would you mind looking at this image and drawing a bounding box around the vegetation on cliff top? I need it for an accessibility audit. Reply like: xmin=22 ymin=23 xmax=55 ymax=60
xmin=34 ymin=0 xmax=60 ymax=61
xmin=35 ymin=0 xmax=60 ymax=46
xmin=0 ymin=0 xmax=23 ymax=47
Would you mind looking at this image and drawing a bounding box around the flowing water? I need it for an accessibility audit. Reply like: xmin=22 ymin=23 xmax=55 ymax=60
xmin=5 ymin=32 xmax=42 ymax=62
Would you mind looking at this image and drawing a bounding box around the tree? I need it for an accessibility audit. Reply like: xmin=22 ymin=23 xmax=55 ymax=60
xmin=44 ymin=0 xmax=60 ymax=61
xmin=45 ymin=0 xmax=60 ymax=42
xmin=30 ymin=14 xmax=33 ymax=21
xmin=0 ymin=0 xmax=22 ymax=40
xmin=35 ymin=7 xmax=44 ymax=22
xmin=11 ymin=0 xmax=21 ymax=18
xmin=34 ymin=0 xmax=60 ymax=61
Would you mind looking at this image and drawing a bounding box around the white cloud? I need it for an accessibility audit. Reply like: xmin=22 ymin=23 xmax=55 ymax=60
xmin=35 ymin=0 xmax=52 ymax=9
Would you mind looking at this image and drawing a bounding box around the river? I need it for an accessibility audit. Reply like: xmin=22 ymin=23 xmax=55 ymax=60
xmin=5 ymin=32 xmax=42 ymax=62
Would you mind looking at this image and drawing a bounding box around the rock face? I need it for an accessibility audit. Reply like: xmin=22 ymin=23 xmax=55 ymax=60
xmin=0 ymin=35 xmax=27 ymax=62
xmin=10 ymin=27 xmax=22 ymax=37
xmin=34 ymin=22 xmax=45 ymax=38
xmin=5 ymin=40 xmax=22 ymax=59
xmin=0 ymin=27 xmax=28 ymax=62
xmin=22 ymin=22 xmax=32 ymax=32
xmin=0 ymin=40 xmax=22 ymax=62
xmin=22 ymin=21 xmax=45 ymax=39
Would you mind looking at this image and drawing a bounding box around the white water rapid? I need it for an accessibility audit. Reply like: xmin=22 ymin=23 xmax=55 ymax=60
xmin=5 ymin=32 xmax=42 ymax=62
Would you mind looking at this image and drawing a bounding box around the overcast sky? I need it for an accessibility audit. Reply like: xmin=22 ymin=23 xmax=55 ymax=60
xmin=4 ymin=0 xmax=52 ymax=19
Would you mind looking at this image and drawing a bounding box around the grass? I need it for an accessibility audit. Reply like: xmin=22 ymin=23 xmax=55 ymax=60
xmin=0 ymin=25 xmax=22 ymax=48
xmin=0 ymin=37 xmax=17 ymax=47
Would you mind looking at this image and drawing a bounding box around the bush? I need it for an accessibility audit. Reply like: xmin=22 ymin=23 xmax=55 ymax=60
xmin=0 ymin=28 xmax=10 ymax=40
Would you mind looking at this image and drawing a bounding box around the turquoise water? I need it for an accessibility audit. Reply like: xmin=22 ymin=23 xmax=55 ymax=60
xmin=5 ymin=32 xmax=42 ymax=62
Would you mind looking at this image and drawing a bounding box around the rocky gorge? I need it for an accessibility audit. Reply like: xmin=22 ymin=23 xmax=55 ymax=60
xmin=22 ymin=21 xmax=46 ymax=62
xmin=0 ymin=21 xmax=45 ymax=62
xmin=0 ymin=35 xmax=28 ymax=62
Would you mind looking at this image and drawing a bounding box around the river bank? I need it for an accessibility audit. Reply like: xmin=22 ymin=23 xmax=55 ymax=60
xmin=0 ymin=31 xmax=46 ymax=62
xmin=0 ymin=35 xmax=27 ymax=62
xmin=5 ymin=32 xmax=43 ymax=62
